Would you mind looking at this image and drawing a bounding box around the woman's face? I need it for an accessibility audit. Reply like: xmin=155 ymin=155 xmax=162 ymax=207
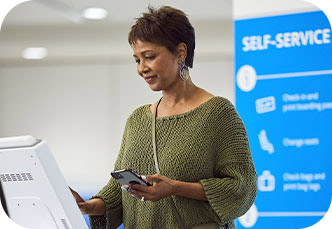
xmin=131 ymin=40 xmax=180 ymax=91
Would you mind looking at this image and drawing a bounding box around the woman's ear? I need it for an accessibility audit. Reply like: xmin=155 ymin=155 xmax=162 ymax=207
xmin=176 ymin=42 xmax=187 ymax=64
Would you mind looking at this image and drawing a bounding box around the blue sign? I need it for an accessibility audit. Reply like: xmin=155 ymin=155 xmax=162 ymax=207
xmin=234 ymin=11 xmax=332 ymax=228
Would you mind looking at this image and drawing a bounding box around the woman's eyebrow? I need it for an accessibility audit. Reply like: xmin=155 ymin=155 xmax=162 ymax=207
xmin=133 ymin=50 xmax=155 ymax=57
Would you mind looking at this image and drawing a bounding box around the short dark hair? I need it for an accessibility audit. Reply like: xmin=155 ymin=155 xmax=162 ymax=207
xmin=128 ymin=6 xmax=195 ymax=68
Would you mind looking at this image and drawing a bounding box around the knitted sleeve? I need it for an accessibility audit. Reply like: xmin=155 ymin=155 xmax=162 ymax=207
xmin=89 ymin=118 xmax=131 ymax=229
xmin=199 ymin=100 xmax=257 ymax=225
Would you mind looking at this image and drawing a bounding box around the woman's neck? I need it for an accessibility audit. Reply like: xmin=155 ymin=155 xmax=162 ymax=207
xmin=161 ymin=78 xmax=198 ymax=107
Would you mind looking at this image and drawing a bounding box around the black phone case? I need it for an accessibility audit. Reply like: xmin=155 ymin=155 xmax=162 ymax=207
xmin=111 ymin=169 xmax=152 ymax=186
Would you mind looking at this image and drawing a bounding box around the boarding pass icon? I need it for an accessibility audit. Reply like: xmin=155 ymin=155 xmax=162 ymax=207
xmin=256 ymin=96 xmax=276 ymax=114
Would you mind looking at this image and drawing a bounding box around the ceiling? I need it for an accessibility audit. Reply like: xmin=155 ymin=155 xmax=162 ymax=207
xmin=0 ymin=0 xmax=319 ymax=66
xmin=1 ymin=0 xmax=318 ymax=27
xmin=2 ymin=0 xmax=232 ymax=27
xmin=0 ymin=0 xmax=233 ymax=66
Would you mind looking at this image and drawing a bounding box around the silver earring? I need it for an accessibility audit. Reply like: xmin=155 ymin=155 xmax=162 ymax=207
xmin=179 ymin=62 xmax=190 ymax=81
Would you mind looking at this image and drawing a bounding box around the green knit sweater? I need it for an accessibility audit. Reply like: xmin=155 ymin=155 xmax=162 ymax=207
xmin=89 ymin=96 xmax=257 ymax=229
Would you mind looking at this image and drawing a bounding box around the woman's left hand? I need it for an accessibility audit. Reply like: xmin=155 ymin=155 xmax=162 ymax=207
xmin=129 ymin=174 xmax=178 ymax=202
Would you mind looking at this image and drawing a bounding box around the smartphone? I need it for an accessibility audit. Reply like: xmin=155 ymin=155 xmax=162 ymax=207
xmin=111 ymin=169 xmax=152 ymax=186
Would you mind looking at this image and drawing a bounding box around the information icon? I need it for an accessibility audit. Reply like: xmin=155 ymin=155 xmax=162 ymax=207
xmin=236 ymin=65 xmax=257 ymax=92
xmin=239 ymin=203 xmax=258 ymax=227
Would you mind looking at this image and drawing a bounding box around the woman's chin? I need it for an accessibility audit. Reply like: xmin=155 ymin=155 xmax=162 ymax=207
xmin=148 ymin=85 xmax=162 ymax=92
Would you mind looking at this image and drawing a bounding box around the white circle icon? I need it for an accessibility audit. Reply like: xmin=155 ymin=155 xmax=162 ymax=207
xmin=236 ymin=65 xmax=257 ymax=92
xmin=238 ymin=203 xmax=258 ymax=227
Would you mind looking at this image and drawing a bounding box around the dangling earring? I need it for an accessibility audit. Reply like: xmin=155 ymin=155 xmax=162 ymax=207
xmin=179 ymin=62 xmax=190 ymax=81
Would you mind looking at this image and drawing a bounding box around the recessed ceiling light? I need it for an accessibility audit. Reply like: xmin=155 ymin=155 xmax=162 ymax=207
xmin=82 ymin=8 xmax=108 ymax=20
xmin=22 ymin=47 xmax=48 ymax=60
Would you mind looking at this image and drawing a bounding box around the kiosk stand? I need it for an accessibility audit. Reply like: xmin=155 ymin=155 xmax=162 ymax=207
xmin=0 ymin=136 xmax=88 ymax=229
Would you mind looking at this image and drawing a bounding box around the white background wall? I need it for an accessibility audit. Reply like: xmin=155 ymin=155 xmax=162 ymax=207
xmin=0 ymin=59 xmax=233 ymax=192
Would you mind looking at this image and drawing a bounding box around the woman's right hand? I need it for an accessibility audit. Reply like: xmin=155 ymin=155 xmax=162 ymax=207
xmin=69 ymin=187 xmax=106 ymax=215
xmin=69 ymin=187 xmax=89 ymax=214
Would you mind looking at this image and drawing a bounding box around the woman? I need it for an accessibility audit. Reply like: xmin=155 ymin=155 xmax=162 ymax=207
xmin=71 ymin=6 xmax=257 ymax=229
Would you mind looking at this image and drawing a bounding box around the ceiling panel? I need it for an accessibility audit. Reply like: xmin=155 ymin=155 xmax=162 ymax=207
xmin=3 ymin=0 xmax=232 ymax=27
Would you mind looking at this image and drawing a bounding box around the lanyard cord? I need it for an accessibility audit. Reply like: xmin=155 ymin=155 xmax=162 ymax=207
xmin=152 ymin=98 xmax=185 ymax=229
xmin=152 ymin=98 xmax=162 ymax=174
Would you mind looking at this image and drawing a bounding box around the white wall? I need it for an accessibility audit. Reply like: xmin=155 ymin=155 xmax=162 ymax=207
xmin=0 ymin=59 xmax=233 ymax=192
xmin=234 ymin=0 xmax=318 ymax=19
